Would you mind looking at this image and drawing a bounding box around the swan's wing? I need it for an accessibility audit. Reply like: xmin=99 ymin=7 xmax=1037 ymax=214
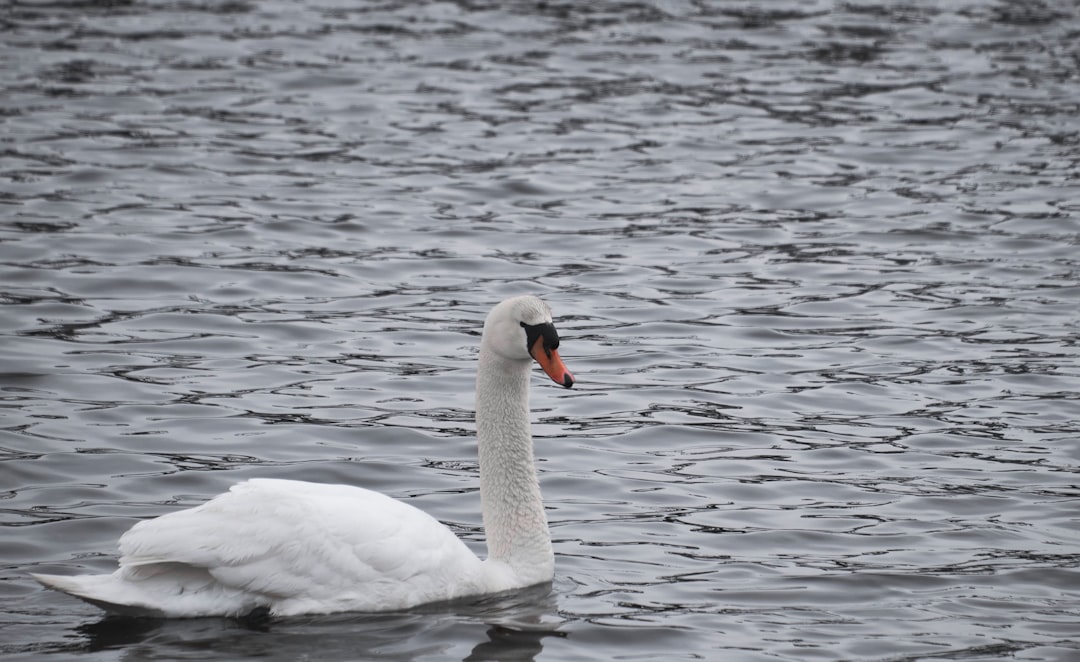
xmin=117 ymin=478 xmax=483 ymax=613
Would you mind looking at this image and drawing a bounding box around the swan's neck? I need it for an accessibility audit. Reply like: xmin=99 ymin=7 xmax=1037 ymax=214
xmin=475 ymin=342 xmax=553 ymax=585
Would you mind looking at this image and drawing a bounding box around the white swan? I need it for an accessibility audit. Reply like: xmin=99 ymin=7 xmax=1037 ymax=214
xmin=32 ymin=295 xmax=574 ymax=617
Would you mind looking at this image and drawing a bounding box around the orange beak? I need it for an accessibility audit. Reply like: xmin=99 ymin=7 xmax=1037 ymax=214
xmin=530 ymin=335 xmax=574 ymax=389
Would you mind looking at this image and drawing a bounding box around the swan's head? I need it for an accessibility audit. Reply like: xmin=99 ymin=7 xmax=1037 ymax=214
xmin=483 ymin=296 xmax=574 ymax=389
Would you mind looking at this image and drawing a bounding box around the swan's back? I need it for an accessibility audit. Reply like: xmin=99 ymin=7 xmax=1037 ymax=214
xmin=36 ymin=479 xmax=489 ymax=616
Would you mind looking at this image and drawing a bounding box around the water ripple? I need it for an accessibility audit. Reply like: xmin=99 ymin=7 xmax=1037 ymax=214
xmin=3 ymin=0 xmax=1080 ymax=660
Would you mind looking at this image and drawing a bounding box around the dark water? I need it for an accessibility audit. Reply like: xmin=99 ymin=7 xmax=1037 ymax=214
xmin=3 ymin=0 xmax=1080 ymax=660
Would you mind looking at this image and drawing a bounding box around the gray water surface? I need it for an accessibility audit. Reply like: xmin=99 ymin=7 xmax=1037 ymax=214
xmin=2 ymin=1 xmax=1080 ymax=660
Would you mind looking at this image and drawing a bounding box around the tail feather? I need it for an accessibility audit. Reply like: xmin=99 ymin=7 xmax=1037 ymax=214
xmin=32 ymin=568 xmax=262 ymax=618
xmin=32 ymin=573 xmax=166 ymax=617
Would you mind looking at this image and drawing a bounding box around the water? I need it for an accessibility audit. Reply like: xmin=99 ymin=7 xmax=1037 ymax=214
xmin=2 ymin=0 xmax=1079 ymax=659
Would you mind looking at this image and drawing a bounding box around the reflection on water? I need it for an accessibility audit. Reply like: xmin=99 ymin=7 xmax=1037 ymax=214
xmin=71 ymin=585 xmax=562 ymax=661
xmin=3 ymin=0 xmax=1080 ymax=660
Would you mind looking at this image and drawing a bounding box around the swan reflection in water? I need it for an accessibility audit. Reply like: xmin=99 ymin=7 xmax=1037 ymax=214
xmin=76 ymin=583 xmax=566 ymax=662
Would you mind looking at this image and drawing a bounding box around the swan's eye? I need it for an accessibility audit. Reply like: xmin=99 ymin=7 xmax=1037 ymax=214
xmin=521 ymin=321 xmax=559 ymax=355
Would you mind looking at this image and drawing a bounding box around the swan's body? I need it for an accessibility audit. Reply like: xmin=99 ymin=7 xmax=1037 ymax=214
xmin=33 ymin=296 xmax=574 ymax=617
